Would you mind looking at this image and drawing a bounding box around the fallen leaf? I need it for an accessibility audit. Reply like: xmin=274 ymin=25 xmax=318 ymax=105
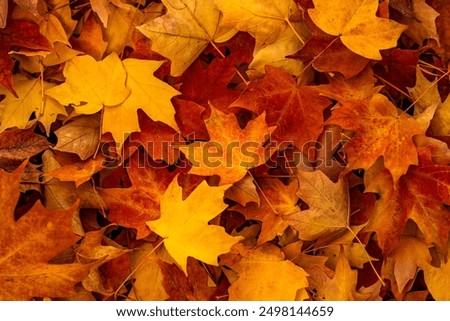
xmin=157 ymin=257 xmax=214 ymax=300
xmin=215 ymin=0 xmax=307 ymax=51
xmin=103 ymin=58 xmax=179 ymax=148
xmin=137 ymin=0 xmax=237 ymax=76
xmin=285 ymin=170 xmax=349 ymax=241
xmin=308 ymin=0 xmax=407 ymax=59
xmin=147 ymin=175 xmax=243 ymax=273
xmin=0 ymin=163 xmax=90 ymax=300
xmin=383 ymin=236 xmax=431 ymax=293
xmin=44 ymin=155 xmax=105 ymax=187
xmin=228 ymin=243 xmax=309 ymax=300
xmin=0 ymin=19 xmax=52 ymax=95
xmin=128 ymin=242 xmax=170 ymax=301
xmin=224 ymin=174 xmax=260 ymax=207
xmin=408 ymin=66 xmax=450 ymax=136
xmin=53 ymin=114 xmax=101 ymax=160
xmin=327 ymin=93 xmax=434 ymax=183
xmin=233 ymin=177 xmax=299 ymax=244
xmin=314 ymin=248 xmax=358 ymax=300
xmin=99 ymin=152 xmax=175 ymax=239
xmin=0 ymin=74 xmax=67 ymax=134
xmin=178 ymin=106 xmax=275 ymax=185
xmin=45 ymin=53 xmax=130 ymax=115
xmin=70 ymin=12 xmax=107 ymax=60
xmin=364 ymin=159 xmax=450 ymax=254
xmin=396 ymin=0 xmax=440 ymax=45
xmin=231 ymin=66 xmax=331 ymax=153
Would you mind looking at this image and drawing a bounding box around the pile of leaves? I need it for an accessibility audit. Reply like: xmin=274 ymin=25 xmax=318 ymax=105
xmin=0 ymin=0 xmax=449 ymax=301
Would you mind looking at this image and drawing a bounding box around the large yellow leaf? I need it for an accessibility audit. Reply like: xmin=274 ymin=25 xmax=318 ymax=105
xmin=136 ymin=0 xmax=237 ymax=77
xmin=103 ymin=59 xmax=180 ymax=147
xmin=0 ymin=74 xmax=67 ymax=135
xmin=214 ymin=0 xmax=306 ymax=50
xmin=228 ymin=243 xmax=309 ymax=300
xmin=147 ymin=175 xmax=243 ymax=273
xmin=308 ymin=0 xmax=407 ymax=59
xmin=45 ymin=53 xmax=130 ymax=115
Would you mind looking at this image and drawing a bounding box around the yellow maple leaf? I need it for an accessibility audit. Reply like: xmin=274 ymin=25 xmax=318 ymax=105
xmin=147 ymin=175 xmax=243 ymax=273
xmin=136 ymin=0 xmax=237 ymax=77
xmin=228 ymin=243 xmax=309 ymax=300
xmin=215 ymin=0 xmax=306 ymax=49
xmin=45 ymin=53 xmax=130 ymax=114
xmin=178 ymin=106 xmax=275 ymax=185
xmin=103 ymin=59 xmax=180 ymax=147
xmin=0 ymin=74 xmax=67 ymax=135
xmin=308 ymin=0 xmax=407 ymax=60
xmin=46 ymin=53 xmax=179 ymax=148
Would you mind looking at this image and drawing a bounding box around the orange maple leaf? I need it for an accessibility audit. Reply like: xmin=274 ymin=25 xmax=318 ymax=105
xmin=0 ymin=162 xmax=90 ymax=300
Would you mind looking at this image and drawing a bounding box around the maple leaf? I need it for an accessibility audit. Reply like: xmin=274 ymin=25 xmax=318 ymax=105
xmin=228 ymin=243 xmax=309 ymax=300
xmin=383 ymin=236 xmax=431 ymax=294
xmin=214 ymin=0 xmax=307 ymax=51
xmin=423 ymin=247 xmax=450 ymax=301
xmin=327 ymin=93 xmax=435 ymax=183
xmin=45 ymin=53 xmax=130 ymax=115
xmin=0 ymin=19 xmax=52 ymax=95
xmin=178 ymin=106 xmax=275 ymax=185
xmin=104 ymin=58 xmax=180 ymax=147
xmin=408 ymin=67 xmax=450 ymax=136
xmin=157 ymin=257 xmax=214 ymax=300
xmin=128 ymin=243 xmax=170 ymax=301
xmin=224 ymin=174 xmax=260 ymax=207
xmin=231 ymin=66 xmax=331 ymax=153
xmin=249 ymin=24 xmax=307 ymax=76
xmin=0 ymin=127 xmax=49 ymax=172
xmin=127 ymin=110 xmax=180 ymax=165
xmin=313 ymin=248 xmax=358 ymax=300
xmin=285 ymin=170 xmax=350 ymax=241
xmin=317 ymin=66 xmax=378 ymax=102
xmin=308 ymin=0 xmax=407 ymax=59
xmin=46 ymin=54 xmax=179 ymax=148
xmin=396 ymin=0 xmax=440 ymax=45
xmin=364 ymin=159 xmax=450 ymax=254
xmin=76 ymin=226 xmax=129 ymax=294
xmin=428 ymin=0 xmax=450 ymax=64
xmin=53 ymin=114 xmax=101 ymax=161
xmin=71 ymin=12 xmax=107 ymax=60
xmin=0 ymin=74 xmax=67 ymax=134
xmin=147 ymin=175 xmax=243 ymax=273
xmin=99 ymin=153 xmax=176 ymax=239
xmin=136 ymin=0 xmax=237 ymax=77
xmin=0 ymin=163 xmax=90 ymax=300
xmin=233 ymin=177 xmax=299 ymax=244
xmin=45 ymin=155 xmax=105 ymax=188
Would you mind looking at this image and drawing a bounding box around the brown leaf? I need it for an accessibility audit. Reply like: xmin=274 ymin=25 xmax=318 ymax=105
xmin=157 ymin=258 xmax=214 ymax=300
xmin=54 ymin=115 xmax=101 ymax=161
xmin=0 ymin=162 xmax=90 ymax=300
